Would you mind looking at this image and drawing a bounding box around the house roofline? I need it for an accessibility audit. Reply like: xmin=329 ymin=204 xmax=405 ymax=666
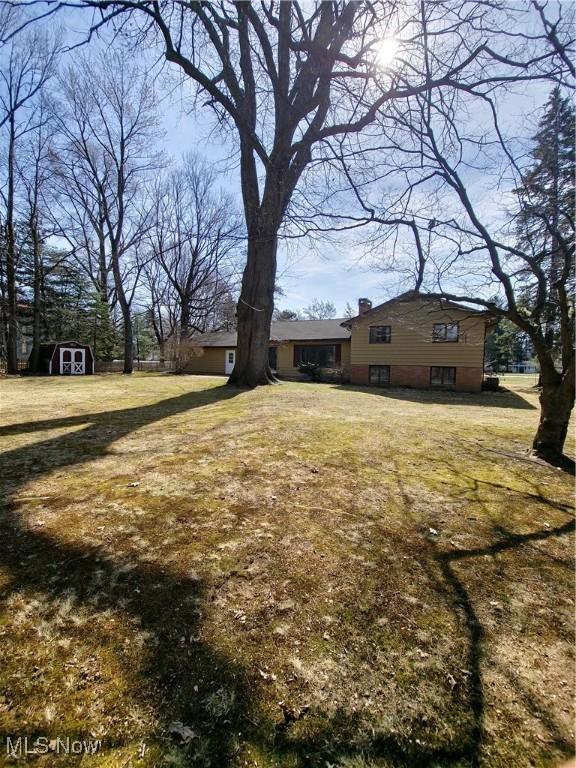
xmin=340 ymin=290 xmax=492 ymax=327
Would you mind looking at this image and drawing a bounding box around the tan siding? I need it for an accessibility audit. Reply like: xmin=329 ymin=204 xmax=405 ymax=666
xmin=183 ymin=347 xmax=227 ymax=374
xmin=276 ymin=340 xmax=351 ymax=378
xmin=350 ymin=299 xmax=486 ymax=368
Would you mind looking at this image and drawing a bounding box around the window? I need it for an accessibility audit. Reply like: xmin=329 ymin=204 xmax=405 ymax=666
xmin=228 ymin=351 xmax=234 ymax=364
xmin=430 ymin=366 xmax=456 ymax=387
xmin=432 ymin=322 xmax=459 ymax=342
xmin=268 ymin=346 xmax=277 ymax=370
xmin=293 ymin=344 xmax=341 ymax=368
xmin=369 ymin=325 xmax=391 ymax=344
xmin=369 ymin=365 xmax=390 ymax=386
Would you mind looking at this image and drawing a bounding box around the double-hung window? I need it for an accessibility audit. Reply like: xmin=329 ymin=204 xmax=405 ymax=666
xmin=369 ymin=325 xmax=391 ymax=344
xmin=432 ymin=322 xmax=459 ymax=342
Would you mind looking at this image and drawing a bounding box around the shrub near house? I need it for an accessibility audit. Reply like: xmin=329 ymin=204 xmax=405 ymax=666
xmin=185 ymin=292 xmax=492 ymax=392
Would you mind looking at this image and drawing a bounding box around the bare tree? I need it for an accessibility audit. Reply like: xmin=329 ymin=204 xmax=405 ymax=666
xmin=50 ymin=51 xmax=161 ymax=372
xmin=10 ymin=0 xmax=568 ymax=386
xmin=345 ymin=16 xmax=574 ymax=466
xmin=141 ymin=154 xmax=240 ymax=361
xmin=303 ymin=298 xmax=337 ymax=320
xmin=0 ymin=24 xmax=57 ymax=372
xmin=17 ymin=96 xmax=61 ymax=372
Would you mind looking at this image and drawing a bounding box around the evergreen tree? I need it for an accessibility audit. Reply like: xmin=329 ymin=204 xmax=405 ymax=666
xmin=516 ymin=87 xmax=575 ymax=357
xmin=485 ymin=319 xmax=531 ymax=372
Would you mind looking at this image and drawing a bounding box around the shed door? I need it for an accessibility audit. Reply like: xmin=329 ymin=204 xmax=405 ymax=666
xmin=60 ymin=348 xmax=85 ymax=375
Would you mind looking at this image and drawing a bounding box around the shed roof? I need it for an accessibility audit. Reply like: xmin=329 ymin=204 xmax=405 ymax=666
xmin=194 ymin=318 xmax=351 ymax=347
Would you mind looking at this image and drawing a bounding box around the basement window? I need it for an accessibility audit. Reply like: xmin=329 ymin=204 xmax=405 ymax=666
xmin=430 ymin=366 xmax=456 ymax=387
xmin=369 ymin=365 xmax=390 ymax=386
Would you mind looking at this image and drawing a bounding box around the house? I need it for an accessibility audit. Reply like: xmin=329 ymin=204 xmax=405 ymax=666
xmin=184 ymin=291 xmax=492 ymax=391
xmin=185 ymin=318 xmax=351 ymax=379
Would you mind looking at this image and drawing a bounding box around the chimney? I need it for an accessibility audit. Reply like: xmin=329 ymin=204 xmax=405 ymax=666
xmin=358 ymin=298 xmax=372 ymax=316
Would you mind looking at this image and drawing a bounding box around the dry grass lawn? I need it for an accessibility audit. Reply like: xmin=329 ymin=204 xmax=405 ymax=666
xmin=0 ymin=373 xmax=574 ymax=767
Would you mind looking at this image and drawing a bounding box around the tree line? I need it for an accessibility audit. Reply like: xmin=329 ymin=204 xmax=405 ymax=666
xmin=0 ymin=17 xmax=242 ymax=374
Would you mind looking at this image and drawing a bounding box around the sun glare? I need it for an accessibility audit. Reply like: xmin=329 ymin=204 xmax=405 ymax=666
xmin=376 ymin=37 xmax=400 ymax=67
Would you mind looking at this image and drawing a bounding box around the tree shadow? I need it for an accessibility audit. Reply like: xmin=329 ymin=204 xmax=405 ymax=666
xmin=335 ymin=384 xmax=537 ymax=410
xmin=0 ymin=384 xmax=573 ymax=766
xmin=0 ymin=385 xmax=262 ymax=763
xmin=415 ymin=458 xmax=575 ymax=767
xmin=270 ymin=512 xmax=574 ymax=768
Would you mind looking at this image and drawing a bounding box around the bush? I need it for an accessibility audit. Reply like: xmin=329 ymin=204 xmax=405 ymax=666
xmin=298 ymin=361 xmax=324 ymax=381
xmin=483 ymin=376 xmax=500 ymax=391
xmin=298 ymin=363 xmax=346 ymax=383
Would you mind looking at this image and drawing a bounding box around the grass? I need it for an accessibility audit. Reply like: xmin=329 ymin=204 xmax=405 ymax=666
xmin=0 ymin=373 xmax=573 ymax=768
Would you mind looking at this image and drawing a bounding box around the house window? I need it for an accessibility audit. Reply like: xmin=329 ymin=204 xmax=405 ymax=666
xmin=293 ymin=344 xmax=341 ymax=368
xmin=430 ymin=366 xmax=456 ymax=387
xmin=432 ymin=322 xmax=459 ymax=342
xmin=369 ymin=365 xmax=390 ymax=386
xmin=228 ymin=351 xmax=234 ymax=364
xmin=268 ymin=346 xmax=277 ymax=370
xmin=369 ymin=325 xmax=391 ymax=344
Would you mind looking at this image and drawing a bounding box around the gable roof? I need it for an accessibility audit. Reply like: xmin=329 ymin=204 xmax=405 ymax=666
xmin=193 ymin=318 xmax=350 ymax=347
xmin=340 ymin=291 xmax=491 ymax=327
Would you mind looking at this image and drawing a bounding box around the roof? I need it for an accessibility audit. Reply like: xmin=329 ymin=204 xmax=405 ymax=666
xmin=341 ymin=291 xmax=491 ymax=327
xmin=193 ymin=318 xmax=351 ymax=347
xmin=38 ymin=340 xmax=92 ymax=350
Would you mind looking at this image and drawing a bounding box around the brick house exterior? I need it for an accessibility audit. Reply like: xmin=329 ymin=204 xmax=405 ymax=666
xmin=184 ymin=292 xmax=492 ymax=393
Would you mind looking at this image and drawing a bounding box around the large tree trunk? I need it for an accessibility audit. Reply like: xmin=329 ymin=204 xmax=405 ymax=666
xmin=111 ymin=251 xmax=133 ymax=375
xmin=532 ymin=364 xmax=574 ymax=467
xmin=122 ymin=311 xmax=133 ymax=375
xmin=228 ymin=232 xmax=278 ymax=388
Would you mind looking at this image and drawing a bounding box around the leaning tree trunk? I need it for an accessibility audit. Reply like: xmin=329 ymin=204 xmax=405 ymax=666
xmin=532 ymin=364 xmax=575 ymax=466
xmin=228 ymin=230 xmax=278 ymax=388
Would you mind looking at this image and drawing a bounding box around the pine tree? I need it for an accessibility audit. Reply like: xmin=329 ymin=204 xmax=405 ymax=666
xmin=516 ymin=87 xmax=575 ymax=356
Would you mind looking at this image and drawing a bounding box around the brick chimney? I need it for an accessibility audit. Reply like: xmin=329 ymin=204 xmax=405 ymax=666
xmin=358 ymin=298 xmax=372 ymax=316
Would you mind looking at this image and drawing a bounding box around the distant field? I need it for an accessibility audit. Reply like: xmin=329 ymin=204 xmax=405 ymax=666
xmin=0 ymin=374 xmax=573 ymax=767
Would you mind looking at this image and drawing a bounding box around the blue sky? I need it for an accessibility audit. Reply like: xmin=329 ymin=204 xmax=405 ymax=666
xmin=159 ymin=94 xmax=397 ymax=316
xmin=52 ymin=3 xmax=563 ymax=317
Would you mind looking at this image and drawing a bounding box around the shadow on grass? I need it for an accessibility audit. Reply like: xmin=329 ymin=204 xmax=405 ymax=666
xmin=0 ymin=385 xmax=259 ymax=763
xmin=335 ymin=383 xmax=537 ymax=409
xmin=420 ymin=459 xmax=574 ymax=767
xmin=0 ymin=383 xmax=573 ymax=766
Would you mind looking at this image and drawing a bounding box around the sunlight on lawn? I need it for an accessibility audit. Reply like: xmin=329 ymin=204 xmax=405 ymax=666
xmin=0 ymin=374 xmax=573 ymax=767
